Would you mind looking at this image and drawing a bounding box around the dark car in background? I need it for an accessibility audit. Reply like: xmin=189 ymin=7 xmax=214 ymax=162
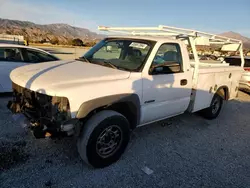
xmin=224 ymin=56 xmax=250 ymax=93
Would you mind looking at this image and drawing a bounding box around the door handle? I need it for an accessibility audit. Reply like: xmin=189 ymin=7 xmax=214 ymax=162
xmin=180 ymin=79 xmax=187 ymax=86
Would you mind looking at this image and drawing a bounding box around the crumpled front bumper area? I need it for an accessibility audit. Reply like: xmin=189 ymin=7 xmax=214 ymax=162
xmin=7 ymin=83 xmax=76 ymax=138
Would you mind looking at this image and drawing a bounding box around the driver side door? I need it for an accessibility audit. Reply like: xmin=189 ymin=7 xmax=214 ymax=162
xmin=140 ymin=43 xmax=193 ymax=124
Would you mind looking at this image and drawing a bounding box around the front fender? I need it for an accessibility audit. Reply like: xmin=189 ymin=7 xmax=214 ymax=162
xmin=76 ymin=93 xmax=141 ymax=124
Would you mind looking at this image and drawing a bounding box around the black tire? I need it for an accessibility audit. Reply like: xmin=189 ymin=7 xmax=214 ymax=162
xmin=77 ymin=110 xmax=130 ymax=168
xmin=200 ymin=93 xmax=223 ymax=119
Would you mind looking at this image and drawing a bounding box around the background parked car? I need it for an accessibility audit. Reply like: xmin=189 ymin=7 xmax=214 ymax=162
xmin=224 ymin=56 xmax=250 ymax=93
xmin=0 ymin=44 xmax=60 ymax=92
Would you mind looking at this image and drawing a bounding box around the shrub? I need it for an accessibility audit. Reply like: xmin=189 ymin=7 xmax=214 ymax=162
xmin=71 ymin=38 xmax=84 ymax=46
xmin=50 ymin=37 xmax=59 ymax=45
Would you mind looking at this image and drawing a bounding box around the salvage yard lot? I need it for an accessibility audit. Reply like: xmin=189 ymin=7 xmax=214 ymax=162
xmin=0 ymin=91 xmax=250 ymax=188
xmin=31 ymin=45 xmax=89 ymax=60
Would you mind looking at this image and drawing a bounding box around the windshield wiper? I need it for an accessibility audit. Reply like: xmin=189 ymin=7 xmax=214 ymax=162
xmin=77 ymin=58 xmax=131 ymax=71
xmin=103 ymin=60 xmax=118 ymax=69
xmin=103 ymin=61 xmax=133 ymax=71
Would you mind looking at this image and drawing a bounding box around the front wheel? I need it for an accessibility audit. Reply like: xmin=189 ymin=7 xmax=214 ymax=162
xmin=200 ymin=93 xmax=223 ymax=119
xmin=77 ymin=110 xmax=130 ymax=168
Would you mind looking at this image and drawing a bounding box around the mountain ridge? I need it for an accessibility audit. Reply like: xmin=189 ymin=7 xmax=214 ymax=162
xmin=219 ymin=31 xmax=250 ymax=49
xmin=0 ymin=18 xmax=103 ymax=45
xmin=0 ymin=18 xmax=250 ymax=49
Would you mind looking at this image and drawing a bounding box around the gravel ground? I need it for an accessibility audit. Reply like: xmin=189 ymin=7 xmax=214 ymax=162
xmin=0 ymin=91 xmax=250 ymax=188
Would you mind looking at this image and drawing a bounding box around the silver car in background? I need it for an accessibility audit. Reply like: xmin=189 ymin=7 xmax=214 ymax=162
xmin=224 ymin=56 xmax=250 ymax=93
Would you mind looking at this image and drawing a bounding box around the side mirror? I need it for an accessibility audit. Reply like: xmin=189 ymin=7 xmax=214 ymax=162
xmin=150 ymin=62 xmax=181 ymax=74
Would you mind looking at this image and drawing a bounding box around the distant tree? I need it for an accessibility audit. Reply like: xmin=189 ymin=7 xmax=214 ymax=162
xmin=71 ymin=38 xmax=84 ymax=46
xmin=50 ymin=37 xmax=59 ymax=45
xmin=40 ymin=39 xmax=47 ymax=43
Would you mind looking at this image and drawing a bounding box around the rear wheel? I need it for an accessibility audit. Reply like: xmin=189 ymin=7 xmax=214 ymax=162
xmin=200 ymin=93 xmax=223 ymax=119
xmin=77 ymin=110 xmax=130 ymax=168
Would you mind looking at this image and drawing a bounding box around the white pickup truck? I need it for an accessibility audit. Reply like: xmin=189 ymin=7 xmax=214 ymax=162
xmin=8 ymin=25 xmax=245 ymax=168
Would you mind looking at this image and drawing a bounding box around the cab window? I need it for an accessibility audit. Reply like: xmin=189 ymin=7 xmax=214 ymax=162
xmin=149 ymin=43 xmax=183 ymax=75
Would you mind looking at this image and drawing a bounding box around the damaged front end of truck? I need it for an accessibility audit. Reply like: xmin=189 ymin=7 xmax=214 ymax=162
xmin=7 ymin=83 xmax=78 ymax=138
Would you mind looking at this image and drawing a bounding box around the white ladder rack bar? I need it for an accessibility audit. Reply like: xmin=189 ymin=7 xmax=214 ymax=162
xmin=98 ymin=25 xmax=245 ymax=91
xmin=131 ymin=32 xmax=179 ymax=36
xmin=98 ymin=25 xmax=241 ymax=44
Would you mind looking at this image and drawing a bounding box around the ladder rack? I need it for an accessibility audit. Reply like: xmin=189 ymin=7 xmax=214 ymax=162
xmin=98 ymin=25 xmax=242 ymax=44
xmin=98 ymin=25 xmax=245 ymax=93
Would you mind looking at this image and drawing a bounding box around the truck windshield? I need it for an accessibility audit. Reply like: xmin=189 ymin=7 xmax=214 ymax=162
xmin=81 ymin=38 xmax=155 ymax=72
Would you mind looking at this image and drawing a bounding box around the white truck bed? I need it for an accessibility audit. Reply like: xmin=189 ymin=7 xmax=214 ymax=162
xmin=190 ymin=60 xmax=229 ymax=68
xmin=190 ymin=61 xmax=241 ymax=72
xmin=190 ymin=63 xmax=243 ymax=112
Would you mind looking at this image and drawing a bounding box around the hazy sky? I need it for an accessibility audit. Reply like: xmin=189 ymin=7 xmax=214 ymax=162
xmin=0 ymin=0 xmax=249 ymax=36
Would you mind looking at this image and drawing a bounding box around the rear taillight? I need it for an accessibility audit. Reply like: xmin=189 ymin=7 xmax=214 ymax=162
xmin=244 ymin=68 xmax=250 ymax=72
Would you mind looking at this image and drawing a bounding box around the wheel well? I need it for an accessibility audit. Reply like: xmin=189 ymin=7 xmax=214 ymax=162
xmin=81 ymin=102 xmax=138 ymax=130
xmin=217 ymin=86 xmax=229 ymax=100
xmin=105 ymin=102 xmax=138 ymax=130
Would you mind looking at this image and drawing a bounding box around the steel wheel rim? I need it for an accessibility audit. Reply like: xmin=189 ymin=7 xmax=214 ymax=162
xmin=96 ymin=125 xmax=122 ymax=158
xmin=212 ymin=98 xmax=220 ymax=114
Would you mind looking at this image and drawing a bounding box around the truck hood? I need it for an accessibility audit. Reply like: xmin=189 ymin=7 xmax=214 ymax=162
xmin=10 ymin=60 xmax=131 ymax=95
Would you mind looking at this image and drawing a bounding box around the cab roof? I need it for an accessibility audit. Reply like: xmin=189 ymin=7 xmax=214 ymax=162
xmin=104 ymin=35 xmax=182 ymax=43
xmin=0 ymin=43 xmax=49 ymax=53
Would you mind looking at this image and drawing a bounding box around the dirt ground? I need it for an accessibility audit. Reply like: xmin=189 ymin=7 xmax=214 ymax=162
xmin=31 ymin=45 xmax=89 ymax=60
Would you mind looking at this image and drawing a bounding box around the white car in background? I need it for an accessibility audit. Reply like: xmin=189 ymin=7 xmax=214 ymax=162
xmin=0 ymin=44 xmax=59 ymax=92
xmin=224 ymin=56 xmax=250 ymax=93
